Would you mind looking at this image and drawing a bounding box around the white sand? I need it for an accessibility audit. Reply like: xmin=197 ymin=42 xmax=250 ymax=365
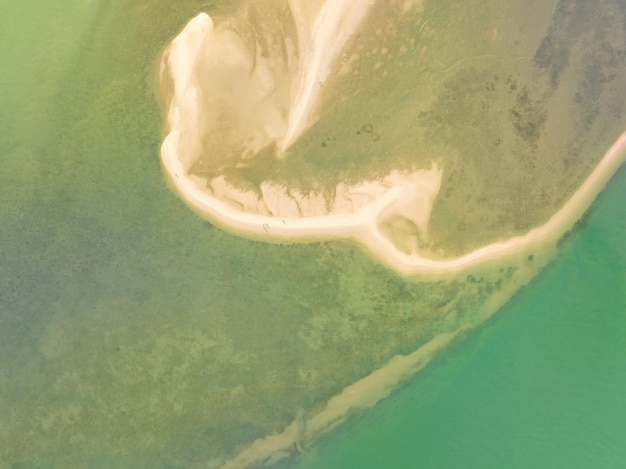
xmin=160 ymin=8 xmax=626 ymax=467
xmin=163 ymin=117 xmax=626 ymax=277
xmin=219 ymin=330 xmax=460 ymax=469
xmin=161 ymin=10 xmax=626 ymax=279
xmin=162 ymin=126 xmax=443 ymax=242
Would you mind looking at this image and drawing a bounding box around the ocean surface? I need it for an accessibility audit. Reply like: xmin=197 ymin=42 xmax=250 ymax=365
xmin=291 ymin=165 xmax=626 ymax=469
xmin=1 ymin=1 xmax=625 ymax=468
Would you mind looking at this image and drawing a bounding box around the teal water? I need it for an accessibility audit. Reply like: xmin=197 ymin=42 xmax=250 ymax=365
xmin=293 ymin=168 xmax=626 ymax=469
xmin=2 ymin=1 xmax=626 ymax=467
xmin=1 ymin=2 xmax=498 ymax=465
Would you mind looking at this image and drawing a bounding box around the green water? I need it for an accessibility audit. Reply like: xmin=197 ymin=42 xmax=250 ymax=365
xmin=292 ymin=168 xmax=626 ymax=468
xmin=1 ymin=1 xmax=625 ymax=468
xmin=1 ymin=2 xmax=488 ymax=465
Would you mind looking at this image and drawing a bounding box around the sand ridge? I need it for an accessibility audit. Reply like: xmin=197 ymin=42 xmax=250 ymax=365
xmin=282 ymin=0 xmax=376 ymax=150
xmin=160 ymin=9 xmax=626 ymax=279
xmin=218 ymin=330 xmax=460 ymax=469
xmin=216 ymin=230 xmax=548 ymax=469
xmin=158 ymin=5 xmax=626 ymax=468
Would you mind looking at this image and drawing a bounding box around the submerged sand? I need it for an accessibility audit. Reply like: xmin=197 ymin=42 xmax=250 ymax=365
xmin=160 ymin=7 xmax=626 ymax=278
xmin=4 ymin=1 xmax=626 ymax=468
xmin=218 ymin=247 xmax=541 ymax=468
xmin=154 ymin=1 xmax=626 ymax=467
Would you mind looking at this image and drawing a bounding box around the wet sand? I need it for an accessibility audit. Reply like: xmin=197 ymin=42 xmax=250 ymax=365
xmin=157 ymin=5 xmax=626 ymax=468
xmin=160 ymin=9 xmax=626 ymax=279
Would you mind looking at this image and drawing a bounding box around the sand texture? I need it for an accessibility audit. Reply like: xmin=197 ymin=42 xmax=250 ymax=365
xmin=159 ymin=4 xmax=626 ymax=277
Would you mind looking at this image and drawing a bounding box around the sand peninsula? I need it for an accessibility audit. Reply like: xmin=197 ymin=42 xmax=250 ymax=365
xmin=159 ymin=4 xmax=626 ymax=278
xmin=156 ymin=2 xmax=626 ymax=466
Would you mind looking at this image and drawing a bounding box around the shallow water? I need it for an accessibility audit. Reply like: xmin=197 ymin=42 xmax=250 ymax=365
xmin=290 ymin=166 xmax=626 ymax=469
xmin=1 ymin=1 xmax=625 ymax=468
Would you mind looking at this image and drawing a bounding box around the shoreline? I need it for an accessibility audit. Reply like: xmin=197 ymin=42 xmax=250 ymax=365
xmin=216 ymin=329 xmax=462 ymax=469
xmin=217 ymin=253 xmax=544 ymax=469
xmin=158 ymin=11 xmax=626 ymax=279
xmin=161 ymin=128 xmax=626 ymax=277
xmin=157 ymin=8 xmax=626 ymax=469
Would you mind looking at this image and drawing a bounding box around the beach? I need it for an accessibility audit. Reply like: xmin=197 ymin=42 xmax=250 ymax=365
xmin=160 ymin=10 xmax=626 ymax=278
xmin=2 ymin=0 xmax=626 ymax=467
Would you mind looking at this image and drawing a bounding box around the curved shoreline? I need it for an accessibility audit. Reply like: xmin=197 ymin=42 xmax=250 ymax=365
xmin=161 ymin=129 xmax=626 ymax=277
xmin=281 ymin=0 xmax=376 ymax=150
xmin=158 ymin=8 xmax=626 ymax=469
xmin=158 ymin=11 xmax=626 ymax=279
xmin=216 ymin=254 xmax=543 ymax=469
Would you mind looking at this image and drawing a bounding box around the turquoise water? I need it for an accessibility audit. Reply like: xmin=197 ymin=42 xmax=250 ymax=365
xmin=1 ymin=1 xmax=625 ymax=467
xmin=293 ymin=168 xmax=626 ymax=468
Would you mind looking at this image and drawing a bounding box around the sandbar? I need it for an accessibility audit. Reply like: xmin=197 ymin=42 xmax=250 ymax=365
xmin=218 ymin=329 xmax=460 ymax=469
xmin=158 ymin=7 xmax=626 ymax=468
xmin=160 ymin=10 xmax=626 ymax=278
xmin=162 ymin=116 xmax=626 ymax=279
